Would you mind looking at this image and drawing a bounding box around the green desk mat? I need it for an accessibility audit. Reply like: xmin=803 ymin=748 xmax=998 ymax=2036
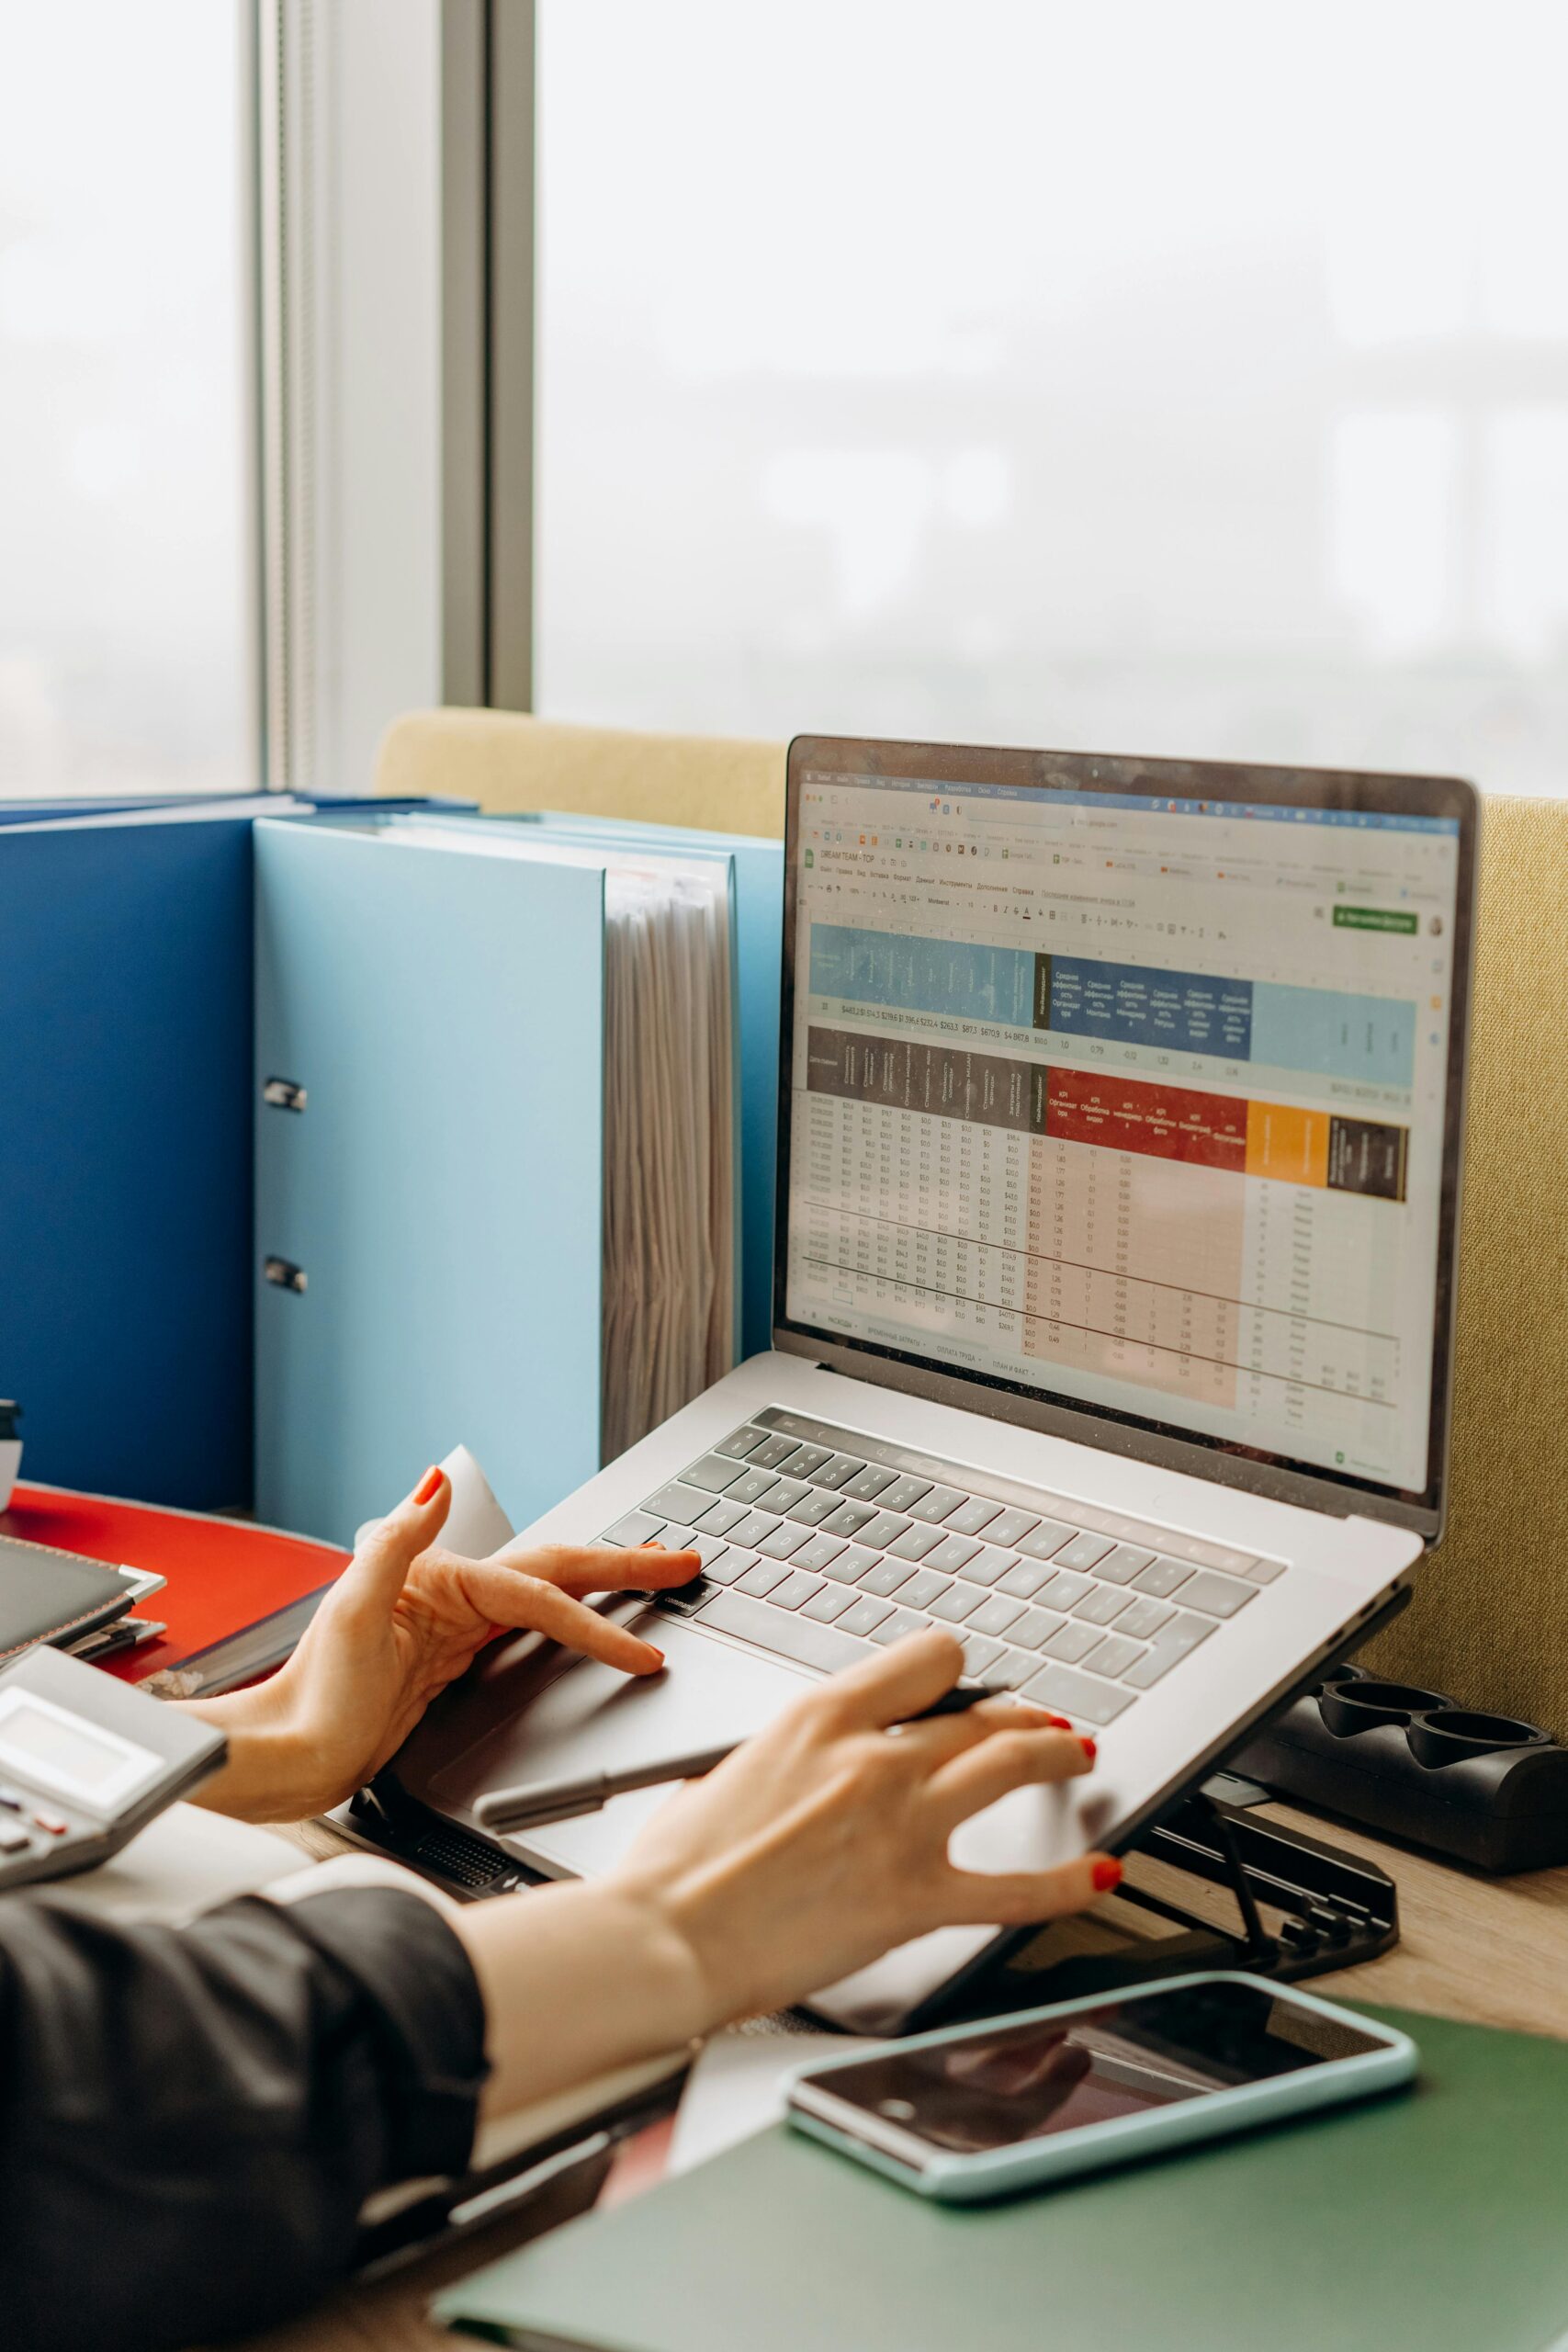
xmin=435 ymin=2007 xmax=1568 ymax=2352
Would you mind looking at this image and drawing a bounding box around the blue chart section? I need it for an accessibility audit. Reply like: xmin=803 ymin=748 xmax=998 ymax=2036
xmin=809 ymin=924 xmax=1036 ymax=1027
xmin=809 ymin=919 xmax=1415 ymax=1087
xmin=1251 ymin=981 xmax=1413 ymax=1086
xmin=1048 ymin=957 xmax=1252 ymax=1057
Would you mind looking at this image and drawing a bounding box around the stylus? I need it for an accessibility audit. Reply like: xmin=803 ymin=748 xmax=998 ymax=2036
xmin=473 ymin=1682 xmax=992 ymax=1837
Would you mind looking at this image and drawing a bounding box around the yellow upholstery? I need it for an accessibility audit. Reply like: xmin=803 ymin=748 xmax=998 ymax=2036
xmin=376 ymin=714 xmax=1568 ymax=1735
xmin=375 ymin=707 xmax=785 ymax=838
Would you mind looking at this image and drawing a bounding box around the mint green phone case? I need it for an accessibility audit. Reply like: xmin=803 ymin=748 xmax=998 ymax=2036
xmin=786 ymin=1970 xmax=1418 ymax=2202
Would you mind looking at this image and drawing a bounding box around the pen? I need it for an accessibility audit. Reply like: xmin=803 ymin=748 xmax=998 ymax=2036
xmin=474 ymin=1683 xmax=995 ymax=1838
xmin=66 ymin=1617 xmax=168 ymax=1662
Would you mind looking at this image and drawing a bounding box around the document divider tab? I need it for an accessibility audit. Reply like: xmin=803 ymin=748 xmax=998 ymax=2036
xmin=254 ymin=818 xmax=607 ymax=1547
xmin=434 ymin=2006 xmax=1568 ymax=2352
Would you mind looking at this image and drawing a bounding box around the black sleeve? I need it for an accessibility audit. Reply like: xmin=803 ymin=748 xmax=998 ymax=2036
xmin=0 ymin=1884 xmax=490 ymax=2352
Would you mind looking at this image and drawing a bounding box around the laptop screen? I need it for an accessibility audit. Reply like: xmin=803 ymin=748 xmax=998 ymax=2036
xmin=779 ymin=743 xmax=1472 ymax=1511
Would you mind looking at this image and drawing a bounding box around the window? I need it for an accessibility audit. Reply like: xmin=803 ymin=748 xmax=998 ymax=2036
xmin=536 ymin=1 xmax=1568 ymax=794
xmin=0 ymin=0 xmax=254 ymax=797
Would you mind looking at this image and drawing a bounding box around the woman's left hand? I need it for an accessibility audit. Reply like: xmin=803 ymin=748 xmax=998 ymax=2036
xmin=182 ymin=1468 xmax=698 ymax=1822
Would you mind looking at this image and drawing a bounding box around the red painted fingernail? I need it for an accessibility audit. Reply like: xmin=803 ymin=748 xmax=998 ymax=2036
xmin=1079 ymin=1736 xmax=1097 ymax=1762
xmin=413 ymin=1465 xmax=444 ymax=1505
xmin=1048 ymin=1713 xmax=1073 ymax=1729
xmin=1092 ymin=1857 xmax=1122 ymax=1894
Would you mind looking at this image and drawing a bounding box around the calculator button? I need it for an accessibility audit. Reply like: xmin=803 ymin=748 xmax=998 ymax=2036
xmin=0 ymin=1825 xmax=31 ymax=1853
xmin=31 ymin=1810 xmax=69 ymax=1837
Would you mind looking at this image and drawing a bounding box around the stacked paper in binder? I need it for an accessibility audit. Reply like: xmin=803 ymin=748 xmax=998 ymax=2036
xmin=254 ymin=810 xmax=782 ymax=1546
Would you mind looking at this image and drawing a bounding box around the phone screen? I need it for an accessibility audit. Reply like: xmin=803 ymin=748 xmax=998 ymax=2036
xmin=800 ymin=1981 xmax=1389 ymax=2155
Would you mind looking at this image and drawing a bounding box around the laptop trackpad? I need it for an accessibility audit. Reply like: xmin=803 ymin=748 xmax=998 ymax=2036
xmin=428 ymin=1611 xmax=812 ymax=1878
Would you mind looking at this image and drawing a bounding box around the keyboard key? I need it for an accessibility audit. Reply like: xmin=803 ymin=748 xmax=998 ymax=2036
xmin=1092 ymin=1544 xmax=1156 ymax=1586
xmin=959 ymin=1545 xmax=1021 ymax=1588
xmin=750 ymin=1431 xmax=809 ymax=1471
xmin=777 ymin=1441 xmax=833 ymax=1477
xmin=928 ymin=1582 xmax=984 ymax=1623
xmin=841 ymin=1463 xmax=898 ymax=1502
xmin=1043 ymin=1620 xmax=1104 ymax=1664
xmin=1016 ymin=1519 xmax=1077 ymax=1562
xmin=1247 ymin=1556 xmax=1287 ymax=1585
xmin=1083 ymin=1632 xmax=1147 ymax=1679
xmin=888 ymin=1521 xmax=945 ymax=1562
xmin=715 ymin=1425 xmax=769 ymax=1461
xmin=644 ymin=1481 xmax=712 ymax=1525
xmin=686 ymin=1532 xmax=730 ymax=1566
xmin=859 ymin=1556 xmax=920 ymax=1599
xmin=756 ymin=1521 xmax=812 ymax=1560
xmin=602 ymin=1510 xmax=665 ymax=1547
xmin=785 ymin=1488 xmax=844 ymax=1528
xmin=906 ymin=1484 xmax=967 ymax=1524
xmin=998 ymin=1559 xmax=1056 ymax=1601
xmin=823 ymin=1498 xmax=878 ymax=1538
xmin=1073 ymin=1583 xmax=1133 ymax=1627
xmin=792 ymin=1532 xmax=848 ymax=1575
xmin=980 ymin=1506 xmax=1042 ymax=1547
xmin=769 ymin=1568 xmax=827 ymax=1611
xmin=803 ymin=1582 xmax=857 ymax=1622
xmin=1052 ymin=1532 xmax=1114 ymax=1573
xmin=1009 ymin=1605 xmax=1067 ymax=1649
xmin=870 ymin=1605 xmax=928 ymax=1645
xmin=1116 ymin=1594 xmax=1176 ymax=1642
xmin=965 ymin=1593 xmax=1025 ymax=1639
xmin=1020 ymin=1662 xmax=1135 ymax=1725
xmin=737 ymin=1558 xmax=792 ymax=1598
xmin=683 ymin=1453 xmax=749 ymax=1494
xmin=1122 ymin=1615 xmax=1215 ymax=1687
xmin=1131 ymin=1556 xmax=1194 ymax=1600
xmin=856 ymin=1510 xmax=913 ymax=1550
xmin=838 ymin=1593 xmax=895 ymax=1638
xmin=762 ymin=1476 xmax=813 ymax=1512
xmin=877 ymin=1474 xmax=934 ymax=1513
xmin=926 ymin=1531 xmax=982 ymax=1575
xmin=834 ymin=1544 xmax=881 ymax=1581
xmin=892 ymin=1567 xmax=952 ymax=1611
xmin=812 ymin=1453 xmax=867 ymax=1490
xmin=979 ymin=1645 xmax=1037 ymax=1691
xmin=727 ymin=1509 xmax=783 ymax=1548
xmin=703 ymin=1547 xmax=750 ymax=1586
xmin=959 ymin=1633 xmax=1005 ymax=1676
xmin=941 ymin=1495 xmax=1003 ymax=1538
xmin=1036 ymin=1569 xmax=1094 ymax=1612
xmin=697 ymin=1586 xmax=873 ymax=1672
xmin=1175 ymin=1570 xmax=1258 ymax=1620
xmin=726 ymin=1466 xmax=791 ymax=1510
xmin=694 ymin=1497 xmax=749 ymax=1537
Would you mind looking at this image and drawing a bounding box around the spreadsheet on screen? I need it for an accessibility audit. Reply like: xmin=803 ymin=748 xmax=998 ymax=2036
xmin=784 ymin=775 xmax=1461 ymax=1495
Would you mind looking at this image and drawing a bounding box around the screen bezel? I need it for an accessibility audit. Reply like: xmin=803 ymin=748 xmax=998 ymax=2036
xmin=773 ymin=734 xmax=1477 ymax=1539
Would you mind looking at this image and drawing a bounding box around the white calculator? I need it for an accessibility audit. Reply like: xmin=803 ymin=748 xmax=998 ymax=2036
xmin=0 ymin=1644 xmax=227 ymax=1891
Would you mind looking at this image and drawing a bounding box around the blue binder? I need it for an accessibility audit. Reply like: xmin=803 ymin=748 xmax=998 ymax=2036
xmin=1 ymin=798 xmax=782 ymax=1543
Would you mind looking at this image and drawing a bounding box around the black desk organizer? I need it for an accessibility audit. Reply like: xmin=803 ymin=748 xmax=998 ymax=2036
xmin=1233 ymin=1663 xmax=1568 ymax=1873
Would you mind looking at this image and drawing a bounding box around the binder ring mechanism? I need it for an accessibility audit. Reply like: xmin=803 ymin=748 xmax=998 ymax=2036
xmin=264 ymin=1257 xmax=308 ymax=1295
xmin=263 ymin=1076 xmax=308 ymax=1112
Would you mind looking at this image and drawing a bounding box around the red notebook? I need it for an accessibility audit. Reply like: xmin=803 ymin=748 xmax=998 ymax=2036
xmin=0 ymin=1484 xmax=348 ymax=1684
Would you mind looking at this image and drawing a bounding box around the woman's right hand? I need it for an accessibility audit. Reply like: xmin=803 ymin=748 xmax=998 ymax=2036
xmin=608 ymin=1627 xmax=1119 ymax=2030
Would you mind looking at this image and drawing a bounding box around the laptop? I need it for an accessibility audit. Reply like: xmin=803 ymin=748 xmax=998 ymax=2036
xmin=394 ymin=737 xmax=1477 ymax=2032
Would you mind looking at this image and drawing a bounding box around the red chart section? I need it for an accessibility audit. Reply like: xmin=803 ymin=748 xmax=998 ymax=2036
xmin=1044 ymin=1067 xmax=1248 ymax=1174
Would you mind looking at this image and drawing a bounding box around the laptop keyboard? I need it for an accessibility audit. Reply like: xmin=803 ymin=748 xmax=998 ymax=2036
xmin=597 ymin=1408 xmax=1285 ymax=1730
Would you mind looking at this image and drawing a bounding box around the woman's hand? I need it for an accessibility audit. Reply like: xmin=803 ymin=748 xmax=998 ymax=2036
xmin=609 ymin=1627 xmax=1114 ymax=2027
xmin=183 ymin=1467 xmax=699 ymax=1822
xmin=455 ymin=1626 xmax=1119 ymax=2122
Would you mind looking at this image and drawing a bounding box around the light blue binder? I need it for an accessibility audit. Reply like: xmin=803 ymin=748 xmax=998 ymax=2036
xmin=254 ymin=817 xmax=607 ymax=1545
xmin=253 ymin=810 xmax=782 ymax=1547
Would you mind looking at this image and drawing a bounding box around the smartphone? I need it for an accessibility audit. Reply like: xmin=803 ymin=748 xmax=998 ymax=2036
xmin=786 ymin=1972 xmax=1417 ymax=2202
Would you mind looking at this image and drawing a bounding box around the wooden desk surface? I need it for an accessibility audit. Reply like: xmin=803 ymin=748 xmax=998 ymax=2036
xmin=243 ymin=1810 xmax=1568 ymax=2352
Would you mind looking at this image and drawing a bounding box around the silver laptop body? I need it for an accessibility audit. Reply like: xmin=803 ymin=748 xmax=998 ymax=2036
xmin=404 ymin=738 xmax=1478 ymax=2031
